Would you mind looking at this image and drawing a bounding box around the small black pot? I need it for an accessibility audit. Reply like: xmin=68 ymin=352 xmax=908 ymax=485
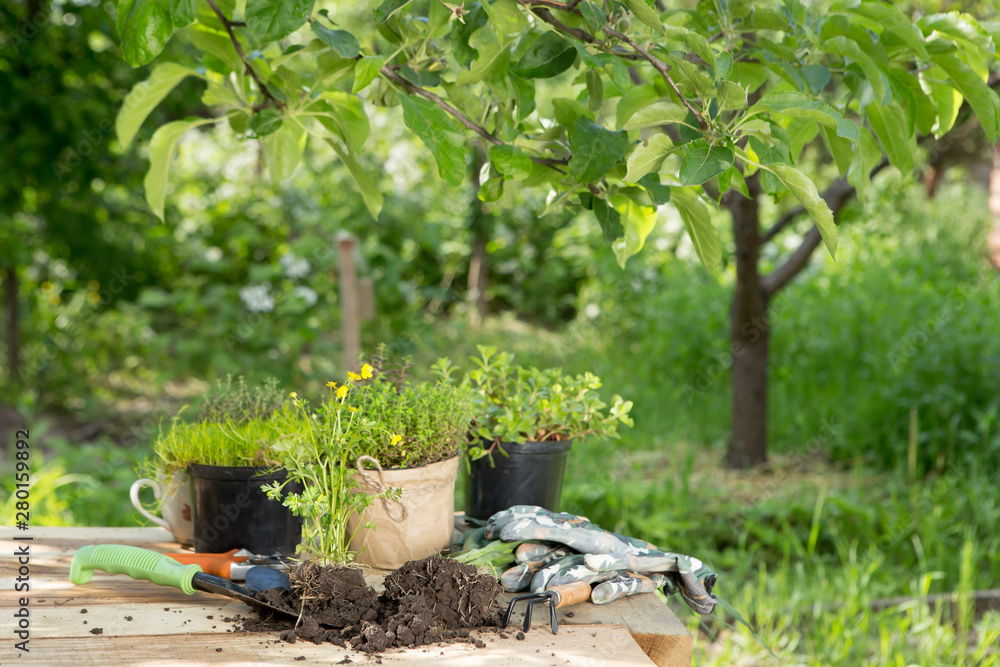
xmin=190 ymin=464 xmax=303 ymax=555
xmin=464 ymin=439 xmax=573 ymax=521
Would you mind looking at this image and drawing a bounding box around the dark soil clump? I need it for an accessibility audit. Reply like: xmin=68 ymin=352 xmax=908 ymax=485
xmin=248 ymin=556 xmax=501 ymax=654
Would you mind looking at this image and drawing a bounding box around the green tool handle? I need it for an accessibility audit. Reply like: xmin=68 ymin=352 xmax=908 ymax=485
xmin=70 ymin=544 xmax=202 ymax=595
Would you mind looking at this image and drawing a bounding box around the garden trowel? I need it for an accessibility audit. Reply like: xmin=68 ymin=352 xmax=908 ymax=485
xmin=70 ymin=544 xmax=296 ymax=618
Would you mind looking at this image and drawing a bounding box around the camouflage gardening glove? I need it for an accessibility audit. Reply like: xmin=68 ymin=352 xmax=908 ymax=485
xmin=591 ymin=572 xmax=669 ymax=605
xmin=499 ymin=544 xmax=573 ymax=592
xmin=528 ymin=554 xmax=621 ymax=593
xmin=485 ymin=505 xmax=659 ymax=554
xmin=487 ymin=506 xmax=718 ymax=614
xmin=584 ymin=553 xmax=718 ymax=615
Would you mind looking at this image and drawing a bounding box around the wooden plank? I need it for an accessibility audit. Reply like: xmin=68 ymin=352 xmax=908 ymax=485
xmin=1 ymin=527 xmax=690 ymax=666
xmin=25 ymin=625 xmax=654 ymax=666
xmin=498 ymin=590 xmax=693 ymax=667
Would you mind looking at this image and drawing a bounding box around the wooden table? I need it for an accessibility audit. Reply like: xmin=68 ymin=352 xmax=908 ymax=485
xmin=1 ymin=527 xmax=692 ymax=666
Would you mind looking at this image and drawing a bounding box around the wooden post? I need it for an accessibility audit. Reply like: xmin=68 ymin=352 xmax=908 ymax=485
xmin=338 ymin=234 xmax=361 ymax=372
xmin=988 ymin=141 xmax=1000 ymax=269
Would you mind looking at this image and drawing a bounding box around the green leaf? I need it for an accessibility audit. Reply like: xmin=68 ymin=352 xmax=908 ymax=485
xmin=353 ymin=56 xmax=385 ymax=93
xmin=867 ymin=102 xmax=916 ymax=174
xmin=117 ymin=63 xmax=203 ymax=148
xmin=400 ymin=95 xmax=466 ymax=186
xmin=670 ymin=187 xmax=721 ymax=275
xmin=847 ymin=127 xmax=881 ymax=203
xmin=311 ymin=23 xmax=360 ymax=58
xmin=201 ymin=81 xmax=244 ymax=108
xmin=638 ymin=174 xmax=671 ymax=205
xmin=315 ymin=93 xmax=370 ymax=154
xmin=823 ymin=36 xmax=887 ymax=105
xmin=580 ymin=1 xmax=606 ymax=32
xmin=767 ymin=163 xmax=838 ymax=258
xmin=512 ymin=32 xmax=577 ymax=79
xmin=611 ymin=196 xmax=657 ymax=268
xmin=265 ymin=118 xmax=306 ymax=182
xmin=510 ymin=74 xmax=536 ymax=120
xmin=327 ymin=139 xmax=383 ymax=219
xmin=819 ymin=125 xmax=852 ymax=177
xmin=248 ymin=108 xmax=283 ymax=137
xmin=622 ymin=101 xmax=688 ymax=130
xmin=930 ymin=54 xmax=999 ymax=141
xmin=569 ymin=118 xmax=628 ymax=183
xmin=679 ymin=140 xmax=734 ymax=186
xmin=918 ymin=12 xmax=994 ymax=53
xmin=844 ymin=1 xmax=928 ymax=60
xmin=718 ymin=165 xmax=749 ymax=200
xmin=374 ymin=0 xmax=410 ymax=22
xmin=615 ymin=84 xmax=658 ymax=130
xmin=144 ymin=118 xmax=214 ymax=221
xmin=399 ymin=66 xmax=442 ymax=88
xmin=748 ymin=91 xmax=860 ymax=143
xmin=587 ymin=69 xmax=604 ymax=112
xmin=919 ymin=67 xmax=962 ymax=137
xmin=554 ymin=98 xmax=593 ymax=133
xmin=452 ymin=6 xmax=487 ymax=68
xmin=624 ymin=0 xmax=663 ymax=36
xmin=245 ymin=0 xmax=315 ymax=43
xmin=187 ymin=26 xmax=245 ymax=75
xmin=624 ymin=134 xmax=674 ymax=183
xmin=479 ymin=167 xmax=504 ymax=202
xmin=489 ymin=145 xmax=533 ymax=180
xmin=717 ymin=81 xmax=747 ymax=111
xmin=167 ymin=0 xmax=197 ymax=26
xmin=593 ymin=197 xmax=623 ymax=244
xmin=800 ymin=65 xmax=830 ymax=94
xmin=116 ymin=0 xmax=175 ymax=67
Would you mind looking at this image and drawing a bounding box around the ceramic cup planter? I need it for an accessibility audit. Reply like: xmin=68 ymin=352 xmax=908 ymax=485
xmin=464 ymin=439 xmax=573 ymax=521
xmin=189 ymin=464 xmax=303 ymax=555
xmin=346 ymin=455 xmax=460 ymax=569
xmin=130 ymin=470 xmax=195 ymax=546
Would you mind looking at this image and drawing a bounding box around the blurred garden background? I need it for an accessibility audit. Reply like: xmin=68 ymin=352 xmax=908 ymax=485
xmin=3 ymin=0 xmax=1000 ymax=664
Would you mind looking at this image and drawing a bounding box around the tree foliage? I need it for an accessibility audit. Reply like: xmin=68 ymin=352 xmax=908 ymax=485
xmin=115 ymin=0 xmax=999 ymax=270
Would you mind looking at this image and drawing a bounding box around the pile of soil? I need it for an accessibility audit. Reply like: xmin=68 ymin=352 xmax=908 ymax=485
xmin=248 ymin=556 xmax=501 ymax=653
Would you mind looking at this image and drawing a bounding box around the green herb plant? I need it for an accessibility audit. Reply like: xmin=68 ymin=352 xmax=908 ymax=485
xmin=151 ymin=402 xmax=307 ymax=472
xmin=451 ymin=346 xmax=634 ymax=462
xmin=263 ymin=371 xmax=401 ymax=566
xmin=347 ymin=347 xmax=475 ymax=468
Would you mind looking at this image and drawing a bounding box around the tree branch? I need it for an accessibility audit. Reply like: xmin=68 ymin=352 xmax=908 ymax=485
xmin=380 ymin=67 xmax=568 ymax=172
xmin=760 ymin=162 xmax=889 ymax=297
xmin=517 ymin=2 xmax=640 ymax=59
xmin=516 ymin=0 xmax=706 ymax=128
xmin=602 ymin=26 xmax=708 ymax=130
xmin=204 ymin=0 xmax=283 ymax=110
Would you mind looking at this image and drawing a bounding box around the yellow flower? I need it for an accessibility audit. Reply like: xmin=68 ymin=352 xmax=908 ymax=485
xmin=390 ymin=434 xmax=403 ymax=446
xmin=289 ymin=392 xmax=297 ymax=398
xmin=361 ymin=364 xmax=373 ymax=379
xmin=326 ymin=381 xmax=336 ymax=388
xmin=347 ymin=371 xmax=361 ymax=381
xmin=348 ymin=406 xmax=358 ymax=412
xmin=336 ymin=385 xmax=348 ymax=399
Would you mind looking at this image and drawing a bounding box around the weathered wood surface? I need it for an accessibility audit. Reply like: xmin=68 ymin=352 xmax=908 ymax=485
xmin=1 ymin=527 xmax=691 ymax=666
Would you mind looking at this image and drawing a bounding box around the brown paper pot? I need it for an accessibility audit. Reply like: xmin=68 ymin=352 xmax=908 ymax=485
xmin=346 ymin=455 xmax=460 ymax=570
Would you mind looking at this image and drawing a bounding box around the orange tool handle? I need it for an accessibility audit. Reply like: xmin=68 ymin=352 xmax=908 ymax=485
xmin=550 ymin=581 xmax=593 ymax=609
xmin=163 ymin=549 xmax=246 ymax=579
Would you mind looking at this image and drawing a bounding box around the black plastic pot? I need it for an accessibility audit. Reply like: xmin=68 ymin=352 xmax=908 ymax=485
xmin=464 ymin=439 xmax=573 ymax=521
xmin=190 ymin=464 xmax=303 ymax=555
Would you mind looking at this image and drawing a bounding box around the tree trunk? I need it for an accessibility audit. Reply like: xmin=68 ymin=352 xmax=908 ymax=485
xmin=727 ymin=182 xmax=769 ymax=469
xmin=4 ymin=267 xmax=20 ymax=384
xmin=988 ymin=141 xmax=1000 ymax=269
